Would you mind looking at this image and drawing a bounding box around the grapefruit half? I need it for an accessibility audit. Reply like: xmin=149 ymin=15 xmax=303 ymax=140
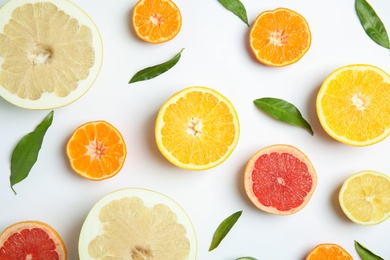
xmin=244 ymin=144 xmax=317 ymax=215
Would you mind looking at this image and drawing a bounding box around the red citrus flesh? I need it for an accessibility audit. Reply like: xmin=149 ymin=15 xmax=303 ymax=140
xmin=0 ymin=221 xmax=67 ymax=260
xmin=244 ymin=144 xmax=317 ymax=215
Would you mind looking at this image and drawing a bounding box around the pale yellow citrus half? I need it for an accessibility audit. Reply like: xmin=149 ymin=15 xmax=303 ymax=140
xmin=0 ymin=0 xmax=103 ymax=109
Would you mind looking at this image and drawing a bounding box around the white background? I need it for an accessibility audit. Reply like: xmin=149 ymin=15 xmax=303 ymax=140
xmin=1 ymin=0 xmax=390 ymax=259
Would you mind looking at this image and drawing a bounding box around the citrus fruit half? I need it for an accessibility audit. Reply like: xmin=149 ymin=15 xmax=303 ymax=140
xmin=0 ymin=0 xmax=103 ymax=109
xmin=155 ymin=86 xmax=240 ymax=171
xmin=244 ymin=144 xmax=317 ymax=215
xmin=316 ymin=64 xmax=390 ymax=146
xmin=305 ymin=243 xmax=353 ymax=260
xmin=79 ymin=188 xmax=197 ymax=259
xmin=0 ymin=221 xmax=67 ymax=259
xmin=66 ymin=121 xmax=127 ymax=180
xmin=132 ymin=0 xmax=182 ymax=44
xmin=339 ymin=170 xmax=390 ymax=225
xmin=249 ymin=8 xmax=311 ymax=67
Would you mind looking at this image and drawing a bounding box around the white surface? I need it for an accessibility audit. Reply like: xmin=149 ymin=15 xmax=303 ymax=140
xmin=1 ymin=0 xmax=390 ymax=259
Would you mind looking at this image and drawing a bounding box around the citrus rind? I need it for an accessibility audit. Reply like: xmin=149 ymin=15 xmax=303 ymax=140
xmin=155 ymin=86 xmax=240 ymax=171
xmin=0 ymin=0 xmax=103 ymax=109
xmin=339 ymin=170 xmax=390 ymax=225
xmin=316 ymin=64 xmax=390 ymax=146
xmin=79 ymin=188 xmax=197 ymax=259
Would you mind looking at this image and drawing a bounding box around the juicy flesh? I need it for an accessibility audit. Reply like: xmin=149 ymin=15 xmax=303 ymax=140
xmin=320 ymin=69 xmax=390 ymax=143
xmin=309 ymin=245 xmax=352 ymax=260
xmin=133 ymin=0 xmax=180 ymax=42
xmin=67 ymin=122 xmax=125 ymax=179
xmin=251 ymin=152 xmax=313 ymax=212
xmin=0 ymin=228 xmax=59 ymax=259
xmin=0 ymin=2 xmax=95 ymax=100
xmin=88 ymin=197 xmax=190 ymax=259
xmin=160 ymin=91 xmax=237 ymax=166
xmin=341 ymin=174 xmax=390 ymax=223
xmin=251 ymin=9 xmax=310 ymax=65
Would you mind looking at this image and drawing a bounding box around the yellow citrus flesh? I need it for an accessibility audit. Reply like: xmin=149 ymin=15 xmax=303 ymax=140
xmin=316 ymin=64 xmax=390 ymax=146
xmin=79 ymin=188 xmax=197 ymax=259
xmin=339 ymin=170 xmax=390 ymax=225
xmin=0 ymin=0 xmax=103 ymax=109
xmin=155 ymin=86 xmax=240 ymax=170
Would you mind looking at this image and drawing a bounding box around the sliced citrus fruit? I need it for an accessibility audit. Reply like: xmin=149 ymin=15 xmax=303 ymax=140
xmin=79 ymin=188 xmax=197 ymax=259
xmin=316 ymin=64 xmax=390 ymax=146
xmin=0 ymin=221 xmax=67 ymax=259
xmin=66 ymin=121 xmax=126 ymax=180
xmin=0 ymin=0 xmax=103 ymax=110
xmin=249 ymin=7 xmax=311 ymax=67
xmin=306 ymin=243 xmax=353 ymax=260
xmin=155 ymin=86 xmax=240 ymax=171
xmin=132 ymin=0 xmax=182 ymax=44
xmin=339 ymin=170 xmax=390 ymax=225
xmin=244 ymin=144 xmax=317 ymax=215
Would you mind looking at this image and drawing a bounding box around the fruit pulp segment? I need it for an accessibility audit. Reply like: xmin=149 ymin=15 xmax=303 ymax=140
xmin=320 ymin=69 xmax=390 ymax=142
xmin=87 ymin=197 xmax=190 ymax=259
xmin=0 ymin=228 xmax=59 ymax=259
xmin=134 ymin=0 xmax=180 ymax=42
xmin=308 ymin=245 xmax=352 ymax=259
xmin=251 ymin=152 xmax=313 ymax=211
xmin=342 ymin=174 xmax=390 ymax=223
xmin=0 ymin=2 xmax=95 ymax=100
xmin=161 ymin=91 xmax=236 ymax=165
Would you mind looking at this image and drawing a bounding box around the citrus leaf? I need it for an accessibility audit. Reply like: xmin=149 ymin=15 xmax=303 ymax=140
xmin=236 ymin=257 xmax=258 ymax=260
xmin=218 ymin=0 xmax=249 ymax=26
xmin=209 ymin=210 xmax=242 ymax=251
xmin=355 ymin=241 xmax=384 ymax=260
xmin=10 ymin=111 xmax=54 ymax=194
xmin=253 ymin=97 xmax=314 ymax=135
xmin=129 ymin=48 xmax=184 ymax=84
xmin=355 ymin=0 xmax=390 ymax=49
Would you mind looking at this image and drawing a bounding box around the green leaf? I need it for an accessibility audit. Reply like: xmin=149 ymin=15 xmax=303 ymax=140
xmin=236 ymin=257 xmax=258 ymax=260
xmin=218 ymin=0 xmax=249 ymax=26
xmin=355 ymin=0 xmax=390 ymax=49
xmin=129 ymin=48 xmax=184 ymax=84
xmin=355 ymin=241 xmax=384 ymax=260
xmin=209 ymin=210 xmax=242 ymax=251
xmin=10 ymin=111 xmax=54 ymax=194
xmin=253 ymin=97 xmax=314 ymax=135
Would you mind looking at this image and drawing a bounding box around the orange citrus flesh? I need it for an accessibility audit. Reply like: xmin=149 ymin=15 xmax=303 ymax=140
xmin=155 ymin=86 xmax=240 ymax=170
xmin=0 ymin=221 xmax=67 ymax=260
xmin=132 ymin=0 xmax=182 ymax=43
xmin=249 ymin=8 xmax=311 ymax=67
xmin=244 ymin=144 xmax=317 ymax=215
xmin=306 ymin=243 xmax=353 ymax=260
xmin=316 ymin=64 xmax=390 ymax=146
xmin=66 ymin=121 xmax=127 ymax=180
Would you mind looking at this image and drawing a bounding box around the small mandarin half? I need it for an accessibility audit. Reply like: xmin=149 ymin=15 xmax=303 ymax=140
xmin=66 ymin=121 xmax=127 ymax=180
xmin=249 ymin=7 xmax=311 ymax=67
xmin=339 ymin=170 xmax=390 ymax=225
xmin=316 ymin=64 xmax=390 ymax=146
xmin=244 ymin=144 xmax=317 ymax=215
xmin=305 ymin=243 xmax=353 ymax=260
xmin=155 ymin=86 xmax=240 ymax=170
xmin=0 ymin=0 xmax=103 ymax=109
xmin=79 ymin=188 xmax=197 ymax=259
xmin=0 ymin=221 xmax=67 ymax=260
xmin=132 ymin=0 xmax=182 ymax=44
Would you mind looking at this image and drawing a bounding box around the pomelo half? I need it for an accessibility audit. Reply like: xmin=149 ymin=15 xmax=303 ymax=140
xmin=79 ymin=188 xmax=197 ymax=259
xmin=244 ymin=144 xmax=317 ymax=215
xmin=0 ymin=0 xmax=103 ymax=109
xmin=0 ymin=221 xmax=67 ymax=259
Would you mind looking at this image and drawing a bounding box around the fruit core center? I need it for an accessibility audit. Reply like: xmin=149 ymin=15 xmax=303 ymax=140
xmin=186 ymin=117 xmax=202 ymax=137
xmin=277 ymin=177 xmax=286 ymax=185
xmin=351 ymin=93 xmax=368 ymax=111
xmin=28 ymin=43 xmax=52 ymax=65
xmin=26 ymin=255 xmax=33 ymax=260
xmin=269 ymin=28 xmax=289 ymax=46
xmin=132 ymin=246 xmax=153 ymax=260
xmin=150 ymin=13 xmax=164 ymax=25
xmin=86 ymin=139 xmax=107 ymax=160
